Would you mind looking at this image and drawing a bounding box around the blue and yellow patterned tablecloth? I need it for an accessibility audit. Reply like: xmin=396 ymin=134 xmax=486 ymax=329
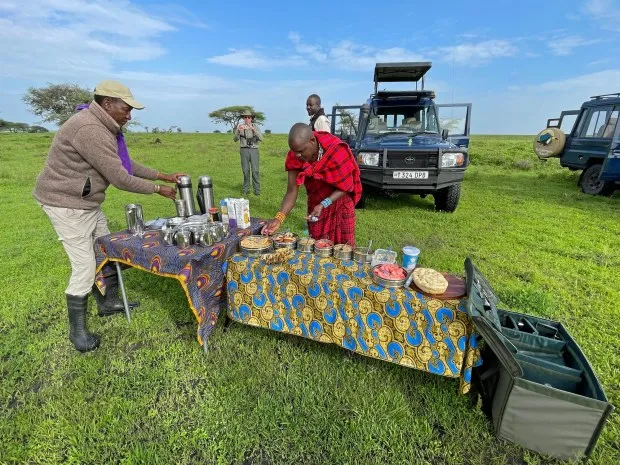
xmin=225 ymin=251 xmax=481 ymax=393
xmin=95 ymin=218 xmax=266 ymax=346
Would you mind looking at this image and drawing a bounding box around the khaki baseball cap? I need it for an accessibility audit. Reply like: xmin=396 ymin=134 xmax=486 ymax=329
xmin=93 ymin=80 xmax=145 ymax=110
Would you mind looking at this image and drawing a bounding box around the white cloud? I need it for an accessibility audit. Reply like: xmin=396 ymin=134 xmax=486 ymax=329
xmin=583 ymin=0 xmax=620 ymax=30
xmin=207 ymin=49 xmax=306 ymax=69
xmin=434 ymin=40 xmax=517 ymax=65
xmin=547 ymin=35 xmax=602 ymax=56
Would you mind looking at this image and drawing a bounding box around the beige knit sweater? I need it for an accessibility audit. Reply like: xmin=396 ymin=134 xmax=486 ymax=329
xmin=33 ymin=102 xmax=158 ymax=210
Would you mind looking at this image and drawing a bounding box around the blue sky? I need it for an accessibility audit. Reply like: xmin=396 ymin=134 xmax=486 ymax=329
xmin=1 ymin=0 xmax=619 ymax=134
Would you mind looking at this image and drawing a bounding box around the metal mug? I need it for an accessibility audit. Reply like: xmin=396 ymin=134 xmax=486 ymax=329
xmin=161 ymin=227 xmax=175 ymax=245
xmin=175 ymin=229 xmax=192 ymax=248
xmin=125 ymin=204 xmax=144 ymax=235
xmin=196 ymin=227 xmax=214 ymax=246
xmin=174 ymin=199 xmax=188 ymax=218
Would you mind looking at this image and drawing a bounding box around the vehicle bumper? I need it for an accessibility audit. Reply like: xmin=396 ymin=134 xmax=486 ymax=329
xmin=359 ymin=167 xmax=465 ymax=192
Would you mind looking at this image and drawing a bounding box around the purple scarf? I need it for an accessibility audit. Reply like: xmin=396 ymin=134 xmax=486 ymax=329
xmin=75 ymin=103 xmax=133 ymax=175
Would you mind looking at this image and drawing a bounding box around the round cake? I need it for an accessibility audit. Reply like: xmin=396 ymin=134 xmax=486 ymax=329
xmin=412 ymin=268 xmax=449 ymax=295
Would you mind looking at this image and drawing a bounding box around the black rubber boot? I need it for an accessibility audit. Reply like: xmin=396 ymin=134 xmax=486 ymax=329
xmin=67 ymin=294 xmax=100 ymax=352
xmin=92 ymin=272 xmax=139 ymax=317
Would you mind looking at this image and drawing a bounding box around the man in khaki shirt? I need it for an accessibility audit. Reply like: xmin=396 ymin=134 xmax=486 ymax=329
xmin=307 ymin=94 xmax=331 ymax=132
xmin=34 ymin=80 xmax=184 ymax=352
xmin=233 ymin=109 xmax=263 ymax=195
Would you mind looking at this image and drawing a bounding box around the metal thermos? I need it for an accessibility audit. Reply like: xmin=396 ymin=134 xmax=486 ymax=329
xmin=177 ymin=175 xmax=196 ymax=217
xmin=125 ymin=204 xmax=144 ymax=235
xmin=196 ymin=175 xmax=215 ymax=215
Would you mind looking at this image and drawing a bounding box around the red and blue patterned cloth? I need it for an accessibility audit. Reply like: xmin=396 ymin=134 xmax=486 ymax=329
xmin=95 ymin=218 xmax=266 ymax=345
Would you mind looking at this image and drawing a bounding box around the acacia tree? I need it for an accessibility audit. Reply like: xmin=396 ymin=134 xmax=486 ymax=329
xmin=208 ymin=106 xmax=265 ymax=131
xmin=23 ymin=83 xmax=92 ymax=126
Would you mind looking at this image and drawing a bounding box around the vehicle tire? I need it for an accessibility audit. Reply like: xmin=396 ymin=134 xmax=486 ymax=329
xmin=434 ymin=184 xmax=461 ymax=212
xmin=533 ymin=128 xmax=566 ymax=159
xmin=579 ymin=164 xmax=615 ymax=196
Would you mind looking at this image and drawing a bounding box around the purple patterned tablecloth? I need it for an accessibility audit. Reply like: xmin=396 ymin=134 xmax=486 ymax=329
xmin=94 ymin=218 xmax=266 ymax=345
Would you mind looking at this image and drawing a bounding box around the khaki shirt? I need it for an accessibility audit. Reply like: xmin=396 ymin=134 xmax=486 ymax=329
xmin=311 ymin=114 xmax=331 ymax=132
xmin=233 ymin=124 xmax=263 ymax=148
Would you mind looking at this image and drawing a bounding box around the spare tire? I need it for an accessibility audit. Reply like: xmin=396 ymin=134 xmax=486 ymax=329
xmin=533 ymin=128 xmax=566 ymax=159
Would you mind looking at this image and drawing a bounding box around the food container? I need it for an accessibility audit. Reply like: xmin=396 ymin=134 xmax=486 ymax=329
xmin=314 ymin=239 xmax=334 ymax=257
xmin=272 ymin=232 xmax=298 ymax=249
xmin=402 ymin=246 xmax=420 ymax=270
xmin=353 ymin=246 xmax=375 ymax=263
xmin=297 ymin=237 xmax=315 ymax=253
xmin=371 ymin=248 xmax=398 ymax=267
xmin=240 ymin=235 xmax=273 ymax=256
xmin=371 ymin=264 xmax=408 ymax=288
xmin=333 ymin=244 xmax=353 ymax=260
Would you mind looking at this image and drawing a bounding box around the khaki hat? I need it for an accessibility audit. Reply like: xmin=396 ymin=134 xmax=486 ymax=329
xmin=240 ymin=109 xmax=253 ymax=117
xmin=94 ymin=80 xmax=145 ymax=110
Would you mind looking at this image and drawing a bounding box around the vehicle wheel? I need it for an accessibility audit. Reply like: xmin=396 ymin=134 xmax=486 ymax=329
xmin=355 ymin=190 xmax=366 ymax=209
xmin=533 ymin=128 xmax=565 ymax=159
xmin=434 ymin=184 xmax=461 ymax=212
xmin=579 ymin=164 xmax=615 ymax=196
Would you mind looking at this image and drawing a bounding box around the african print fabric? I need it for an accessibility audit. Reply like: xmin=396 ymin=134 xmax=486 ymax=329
xmin=95 ymin=218 xmax=266 ymax=345
xmin=225 ymin=251 xmax=481 ymax=394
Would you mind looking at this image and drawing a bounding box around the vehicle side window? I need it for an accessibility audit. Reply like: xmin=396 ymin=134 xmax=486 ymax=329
xmin=579 ymin=106 xmax=616 ymax=138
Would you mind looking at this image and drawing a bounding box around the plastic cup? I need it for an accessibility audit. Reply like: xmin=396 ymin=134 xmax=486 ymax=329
xmin=402 ymin=246 xmax=420 ymax=270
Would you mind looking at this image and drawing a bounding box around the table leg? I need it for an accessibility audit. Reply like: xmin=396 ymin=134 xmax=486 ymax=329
xmin=202 ymin=339 xmax=208 ymax=354
xmin=115 ymin=261 xmax=131 ymax=323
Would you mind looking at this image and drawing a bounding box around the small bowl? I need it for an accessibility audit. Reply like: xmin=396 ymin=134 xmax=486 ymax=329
xmin=240 ymin=235 xmax=273 ymax=256
xmin=333 ymin=244 xmax=353 ymax=260
xmin=272 ymin=232 xmax=298 ymax=249
xmin=315 ymin=239 xmax=334 ymax=257
xmin=353 ymin=247 xmax=375 ymax=263
xmin=297 ymin=237 xmax=315 ymax=253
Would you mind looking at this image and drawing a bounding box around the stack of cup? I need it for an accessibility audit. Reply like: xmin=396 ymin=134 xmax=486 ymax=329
xmin=402 ymin=246 xmax=420 ymax=271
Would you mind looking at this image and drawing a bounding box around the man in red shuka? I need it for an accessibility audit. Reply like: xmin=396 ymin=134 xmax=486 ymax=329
xmin=262 ymin=123 xmax=362 ymax=245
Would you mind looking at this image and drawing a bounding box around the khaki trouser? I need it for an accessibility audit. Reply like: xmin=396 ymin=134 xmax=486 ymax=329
xmin=41 ymin=205 xmax=110 ymax=296
xmin=240 ymin=147 xmax=260 ymax=194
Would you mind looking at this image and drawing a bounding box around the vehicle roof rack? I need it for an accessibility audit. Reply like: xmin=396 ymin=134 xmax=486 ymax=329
xmin=590 ymin=93 xmax=620 ymax=100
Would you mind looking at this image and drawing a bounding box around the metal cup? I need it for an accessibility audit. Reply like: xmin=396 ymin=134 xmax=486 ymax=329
xmin=175 ymin=229 xmax=192 ymax=248
xmin=125 ymin=204 xmax=144 ymax=235
xmin=174 ymin=199 xmax=188 ymax=218
xmin=161 ymin=227 xmax=175 ymax=245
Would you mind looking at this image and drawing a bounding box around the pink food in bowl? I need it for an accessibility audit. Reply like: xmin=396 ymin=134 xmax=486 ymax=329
xmin=374 ymin=264 xmax=407 ymax=280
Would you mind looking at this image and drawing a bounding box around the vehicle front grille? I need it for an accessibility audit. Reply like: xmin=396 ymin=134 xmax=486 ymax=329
xmin=386 ymin=151 xmax=438 ymax=169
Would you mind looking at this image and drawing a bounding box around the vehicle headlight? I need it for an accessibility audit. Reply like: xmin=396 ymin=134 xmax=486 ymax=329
xmin=358 ymin=152 xmax=380 ymax=166
xmin=441 ymin=152 xmax=465 ymax=168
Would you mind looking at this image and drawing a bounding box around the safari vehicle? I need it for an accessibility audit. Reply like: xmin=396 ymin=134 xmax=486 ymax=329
xmin=534 ymin=93 xmax=620 ymax=195
xmin=331 ymin=62 xmax=472 ymax=212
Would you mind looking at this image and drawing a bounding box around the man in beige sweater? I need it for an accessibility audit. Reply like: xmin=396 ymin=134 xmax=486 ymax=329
xmin=34 ymin=80 xmax=183 ymax=352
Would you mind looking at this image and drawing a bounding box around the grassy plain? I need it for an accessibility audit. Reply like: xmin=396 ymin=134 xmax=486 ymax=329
xmin=0 ymin=132 xmax=618 ymax=465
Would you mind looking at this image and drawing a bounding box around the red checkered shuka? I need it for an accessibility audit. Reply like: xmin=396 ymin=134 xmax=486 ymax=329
xmin=285 ymin=132 xmax=362 ymax=245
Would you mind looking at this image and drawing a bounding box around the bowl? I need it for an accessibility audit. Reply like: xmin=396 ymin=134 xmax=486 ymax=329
xmin=240 ymin=235 xmax=273 ymax=256
xmin=297 ymin=237 xmax=315 ymax=253
xmin=272 ymin=232 xmax=298 ymax=249
xmin=371 ymin=264 xmax=408 ymax=288
xmin=314 ymin=239 xmax=334 ymax=257
xmin=333 ymin=244 xmax=353 ymax=260
xmin=353 ymin=246 xmax=375 ymax=263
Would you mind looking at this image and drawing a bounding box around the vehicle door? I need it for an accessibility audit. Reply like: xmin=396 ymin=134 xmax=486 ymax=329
xmin=436 ymin=104 xmax=472 ymax=148
xmin=562 ymin=105 xmax=617 ymax=168
xmin=600 ymin=109 xmax=620 ymax=182
xmin=330 ymin=105 xmax=363 ymax=149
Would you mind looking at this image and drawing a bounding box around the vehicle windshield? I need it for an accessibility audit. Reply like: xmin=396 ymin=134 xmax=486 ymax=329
xmin=364 ymin=105 xmax=439 ymax=136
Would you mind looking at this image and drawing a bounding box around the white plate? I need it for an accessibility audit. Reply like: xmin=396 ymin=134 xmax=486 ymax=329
xmin=392 ymin=171 xmax=428 ymax=179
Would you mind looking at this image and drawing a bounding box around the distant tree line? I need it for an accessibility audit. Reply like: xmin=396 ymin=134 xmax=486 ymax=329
xmin=0 ymin=118 xmax=48 ymax=133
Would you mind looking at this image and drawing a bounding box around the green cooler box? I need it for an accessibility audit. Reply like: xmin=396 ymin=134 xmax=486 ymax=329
xmin=464 ymin=258 xmax=614 ymax=460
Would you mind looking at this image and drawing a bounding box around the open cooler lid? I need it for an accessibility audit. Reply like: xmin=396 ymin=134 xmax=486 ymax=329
xmin=464 ymin=258 xmax=523 ymax=377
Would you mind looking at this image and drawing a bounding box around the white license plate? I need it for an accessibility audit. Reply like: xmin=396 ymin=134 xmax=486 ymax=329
xmin=392 ymin=171 xmax=429 ymax=179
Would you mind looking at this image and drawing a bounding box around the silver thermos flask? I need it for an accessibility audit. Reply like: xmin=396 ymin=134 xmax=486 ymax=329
xmin=196 ymin=175 xmax=215 ymax=215
xmin=177 ymin=175 xmax=196 ymax=217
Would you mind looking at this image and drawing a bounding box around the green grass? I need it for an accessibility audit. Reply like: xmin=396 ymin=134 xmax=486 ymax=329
xmin=0 ymin=132 xmax=618 ymax=465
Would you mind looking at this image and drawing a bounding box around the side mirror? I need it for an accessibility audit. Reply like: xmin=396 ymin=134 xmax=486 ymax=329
xmin=442 ymin=128 xmax=449 ymax=140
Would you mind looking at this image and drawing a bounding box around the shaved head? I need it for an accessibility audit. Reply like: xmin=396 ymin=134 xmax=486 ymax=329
xmin=288 ymin=123 xmax=313 ymax=146
xmin=288 ymin=123 xmax=318 ymax=163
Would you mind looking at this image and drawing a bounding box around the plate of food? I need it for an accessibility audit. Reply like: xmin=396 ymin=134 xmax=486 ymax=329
xmin=409 ymin=267 xmax=466 ymax=299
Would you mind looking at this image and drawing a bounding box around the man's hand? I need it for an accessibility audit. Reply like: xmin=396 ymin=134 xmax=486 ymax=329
xmin=158 ymin=172 xmax=186 ymax=183
xmin=261 ymin=218 xmax=281 ymax=236
xmin=307 ymin=204 xmax=324 ymax=221
xmin=157 ymin=185 xmax=177 ymax=200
